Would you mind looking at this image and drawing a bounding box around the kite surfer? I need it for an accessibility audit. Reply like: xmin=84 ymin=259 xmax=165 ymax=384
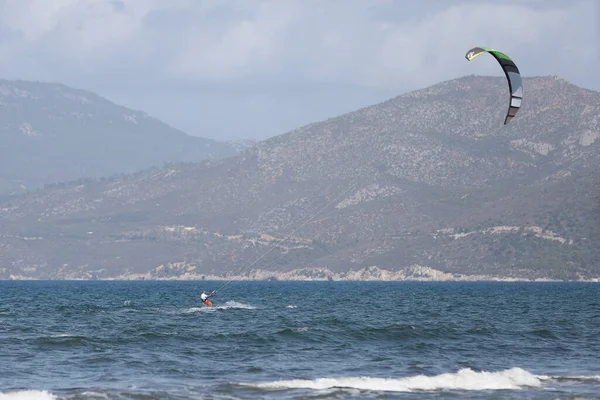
xmin=200 ymin=290 xmax=215 ymax=308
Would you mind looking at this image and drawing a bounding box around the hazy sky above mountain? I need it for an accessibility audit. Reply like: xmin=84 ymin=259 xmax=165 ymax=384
xmin=0 ymin=0 xmax=598 ymax=141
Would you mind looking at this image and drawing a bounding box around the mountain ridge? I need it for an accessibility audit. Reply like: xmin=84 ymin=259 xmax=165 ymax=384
xmin=0 ymin=78 xmax=238 ymax=195
xmin=1 ymin=74 xmax=599 ymax=281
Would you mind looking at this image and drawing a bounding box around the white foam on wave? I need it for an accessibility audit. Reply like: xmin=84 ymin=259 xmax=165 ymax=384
xmin=183 ymin=307 xmax=208 ymax=314
xmin=245 ymin=367 xmax=543 ymax=393
xmin=217 ymin=301 xmax=257 ymax=310
xmin=0 ymin=390 xmax=57 ymax=400
xmin=181 ymin=301 xmax=257 ymax=314
xmin=80 ymin=391 xmax=110 ymax=398
xmin=285 ymin=305 xmax=297 ymax=309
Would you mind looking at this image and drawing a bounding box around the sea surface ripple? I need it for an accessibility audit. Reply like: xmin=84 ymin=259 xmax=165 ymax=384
xmin=1 ymin=281 xmax=599 ymax=399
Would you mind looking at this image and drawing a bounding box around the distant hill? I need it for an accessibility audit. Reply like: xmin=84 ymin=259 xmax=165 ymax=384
xmin=0 ymin=79 xmax=238 ymax=195
xmin=1 ymin=75 xmax=600 ymax=281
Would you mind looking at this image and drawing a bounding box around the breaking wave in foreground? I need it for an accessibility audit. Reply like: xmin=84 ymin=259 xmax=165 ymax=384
xmin=244 ymin=367 xmax=543 ymax=392
xmin=3 ymin=369 xmax=600 ymax=399
xmin=0 ymin=391 xmax=57 ymax=400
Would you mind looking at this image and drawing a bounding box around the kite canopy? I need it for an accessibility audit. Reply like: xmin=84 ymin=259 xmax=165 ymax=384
xmin=465 ymin=46 xmax=523 ymax=125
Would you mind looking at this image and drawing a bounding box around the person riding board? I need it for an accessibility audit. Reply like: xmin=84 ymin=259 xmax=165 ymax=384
xmin=201 ymin=290 xmax=215 ymax=308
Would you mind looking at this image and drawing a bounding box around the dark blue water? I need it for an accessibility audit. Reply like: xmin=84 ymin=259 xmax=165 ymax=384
xmin=1 ymin=281 xmax=599 ymax=399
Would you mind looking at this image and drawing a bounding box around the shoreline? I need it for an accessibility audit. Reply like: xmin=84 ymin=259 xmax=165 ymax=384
xmin=4 ymin=265 xmax=600 ymax=282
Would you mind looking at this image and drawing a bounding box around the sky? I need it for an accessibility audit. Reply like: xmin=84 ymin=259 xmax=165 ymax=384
xmin=0 ymin=0 xmax=598 ymax=142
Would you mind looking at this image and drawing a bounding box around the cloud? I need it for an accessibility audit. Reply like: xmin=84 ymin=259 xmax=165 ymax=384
xmin=0 ymin=0 xmax=597 ymax=140
xmin=0 ymin=0 xmax=596 ymax=88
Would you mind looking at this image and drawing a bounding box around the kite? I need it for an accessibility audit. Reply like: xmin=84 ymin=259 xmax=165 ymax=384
xmin=465 ymin=47 xmax=523 ymax=125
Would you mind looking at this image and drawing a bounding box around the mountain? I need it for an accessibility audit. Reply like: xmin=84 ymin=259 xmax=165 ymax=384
xmin=1 ymin=75 xmax=600 ymax=281
xmin=227 ymin=138 xmax=259 ymax=153
xmin=0 ymin=79 xmax=238 ymax=195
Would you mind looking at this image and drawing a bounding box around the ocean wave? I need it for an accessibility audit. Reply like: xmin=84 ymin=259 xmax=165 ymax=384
xmin=181 ymin=301 xmax=258 ymax=313
xmin=33 ymin=334 xmax=93 ymax=349
xmin=77 ymin=391 xmax=110 ymax=399
xmin=138 ymin=331 xmax=179 ymax=338
xmin=542 ymin=375 xmax=600 ymax=383
xmin=180 ymin=307 xmax=208 ymax=314
xmin=49 ymin=334 xmax=81 ymax=338
xmin=347 ymin=323 xmax=420 ymax=340
xmin=0 ymin=390 xmax=57 ymax=400
xmin=39 ymin=334 xmax=90 ymax=342
xmin=216 ymin=301 xmax=258 ymax=310
xmin=275 ymin=327 xmax=310 ymax=335
xmin=241 ymin=367 xmax=543 ymax=392
xmin=528 ymin=329 xmax=560 ymax=339
xmin=54 ymin=304 xmax=106 ymax=314
xmin=211 ymin=331 xmax=270 ymax=342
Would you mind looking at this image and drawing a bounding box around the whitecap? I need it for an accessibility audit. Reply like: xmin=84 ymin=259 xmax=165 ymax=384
xmin=0 ymin=390 xmax=57 ymax=400
xmin=80 ymin=391 xmax=110 ymax=399
xmin=242 ymin=367 xmax=543 ymax=392
xmin=173 ymin=301 xmax=258 ymax=314
xmin=182 ymin=307 xmax=211 ymax=314
xmin=212 ymin=300 xmax=257 ymax=310
xmin=215 ymin=301 xmax=257 ymax=310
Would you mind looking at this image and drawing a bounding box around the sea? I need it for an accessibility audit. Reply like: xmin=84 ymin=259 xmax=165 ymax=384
xmin=0 ymin=280 xmax=599 ymax=399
